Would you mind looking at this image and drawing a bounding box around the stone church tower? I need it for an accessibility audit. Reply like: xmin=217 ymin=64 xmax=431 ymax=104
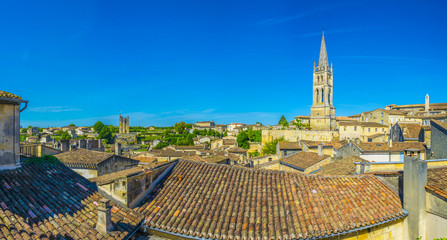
xmin=119 ymin=114 xmax=130 ymax=134
xmin=310 ymin=32 xmax=336 ymax=130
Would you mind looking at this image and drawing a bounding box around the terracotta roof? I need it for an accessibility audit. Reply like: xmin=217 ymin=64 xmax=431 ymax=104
xmin=277 ymin=141 xmax=301 ymax=150
xmin=181 ymin=155 xmax=207 ymax=162
xmin=336 ymin=116 xmax=357 ymax=121
xmin=223 ymin=139 xmax=236 ymax=145
xmin=379 ymin=109 xmax=406 ymax=115
xmin=0 ymin=161 xmax=143 ymax=239
xmin=357 ymin=142 xmax=427 ymax=152
xmin=397 ymin=123 xmax=423 ymax=139
xmin=202 ymin=155 xmax=231 ymax=163
xmin=432 ymin=119 xmax=447 ymax=131
xmin=426 ymin=167 xmax=447 ymax=199
xmin=315 ymin=156 xmax=367 ymax=175
xmin=0 ymin=90 xmax=23 ymax=100
xmin=133 ymin=156 xmax=158 ymax=163
xmin=280 ymin=152 xmax=330 ymax=170
xmin=174 ymin=145 xmax=206 ymax=150
xmin=136 ymin=160 xmax=405 ymax=239
xmin=54 ymin=149 xmax=115 ymax=165
xmin=302 ymin=140 xmax=347 ymax=150
xmin=227 ymin=147 xmax=248 ymax=153
xmin=348 ymin=114 xmax=361 ymax=117
xmin=149 ymin=150 xmax=192 ymax=157
xmin=419 ymin=113 xmax=447 ymax=119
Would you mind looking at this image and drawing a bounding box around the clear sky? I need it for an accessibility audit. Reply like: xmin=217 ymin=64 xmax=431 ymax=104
xmin=2 ymin=0 xmax=446 ymax=127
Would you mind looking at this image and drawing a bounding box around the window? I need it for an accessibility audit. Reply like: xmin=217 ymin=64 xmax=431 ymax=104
xmin=354 ymin=126 xmax=357 ymax=131
xmin=375 ymin=128 xmax=377 ymax=132
xmin=368 ymin=128 xmax=371 ymax=132
xmin=382 ymin=128 xmax=384 ymax=132
xmin=399 ymin=117 xmax=402 ymax=121
xmin=381 ymin=120 xmax=384 ymax=124
xmin=381 ymin=112 xmax=384 ymax=117
xmin=370 ymin=113 xmax=372 ymax=117
xmin=344 ymin=127 xmax=346 ymax=131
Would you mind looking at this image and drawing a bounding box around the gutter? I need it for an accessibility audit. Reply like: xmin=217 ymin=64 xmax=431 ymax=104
xmin=143 ymin=210 xmax=408 ymax=240
xmin=0 ymin=97 xmax=28 ymax=112
xmin=125 ymin=219 xmax=145 ymax=240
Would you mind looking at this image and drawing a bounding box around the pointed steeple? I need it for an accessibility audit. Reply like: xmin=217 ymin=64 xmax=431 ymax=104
xmin=318 ymin=31 xmax=329 ymax=71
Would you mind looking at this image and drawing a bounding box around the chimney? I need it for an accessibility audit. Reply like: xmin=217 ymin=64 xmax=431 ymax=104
xmin=60 ymin=140 xmax=69 ymax=152
xmin=96 ymin=198 xmax=113 ymax=235
xmin=389 ymin=139 xmax=393 ymax=148
xmin=317 ymin=144 xmax=323 ymax=156
xmin=403 ymin=156 xmax=427 ymax=239
xmin=115 ymin=142 xmax=121 ymax=156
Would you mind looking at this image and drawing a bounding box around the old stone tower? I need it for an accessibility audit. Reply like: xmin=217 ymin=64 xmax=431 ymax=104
xmin=119 ymin=114 xmax=130 ymax=134
xmin=310 ymin=32 xmax=336 ymax=130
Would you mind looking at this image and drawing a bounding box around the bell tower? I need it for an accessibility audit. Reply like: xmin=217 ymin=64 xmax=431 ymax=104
xmin=310 ymin=31 xmax=336 ymax=130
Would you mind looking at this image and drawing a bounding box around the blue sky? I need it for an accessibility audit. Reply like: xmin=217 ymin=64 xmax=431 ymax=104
xmin=2 ymin=0 xmax=446 ymax=127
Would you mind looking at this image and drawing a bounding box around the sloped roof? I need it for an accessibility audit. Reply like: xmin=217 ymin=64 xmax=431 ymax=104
xmin=301 ymin=140 xmax=348 ymax=150
xmin=339 ymin=121 xmax=362 ymax=126
xmin=277 ymin=141 xmax=301 ymax=150
xmin=227 ymin=147 xmax=248 ymax=153
xmin=90 ymin=166 xmax=149 ymax=185
xmin=54 ymin=149 xmax=115 ymax=165
xmin=432 ymin=119 xmax=447 ymax=131
xmin=398 ymin=123 xmax=423 ymax=139
xmin=0 ymin=161 xmax=143 ymax=239
xmin=136 ymin=160 xmax=405 ymax=239
xmin=357 ymin=142 xmax=427 ymax=152
xmin=0 ymin=90 xmax=23 ymax=100
xmin=336 ymin=116 xmax=357 ymax=121
xmin=426 ymin=167 xmax=447 ymax=199
xmin=361 ymin=122 xmax=387 ymax=128
xmin=315 ymin=156 xmax=367 ymax=175
xmin=280 ymin=151 xmax=330 ymax=170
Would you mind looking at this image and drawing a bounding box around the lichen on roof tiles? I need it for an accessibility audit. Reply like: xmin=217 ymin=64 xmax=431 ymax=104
xmin=136 ymin=160 xmax=406 ymax=239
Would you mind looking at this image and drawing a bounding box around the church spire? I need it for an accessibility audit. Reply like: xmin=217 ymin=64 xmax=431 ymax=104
xmin=318 ymin=31 xmax=329 ymax=71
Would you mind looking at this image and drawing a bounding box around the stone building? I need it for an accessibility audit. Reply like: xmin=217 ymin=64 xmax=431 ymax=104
xmin=90 ymin=161 xmax=174 ymax=208
xmin=310 ymin=32 xmax=336 ymax=130
xmin=54 ymin=149 xmax=139 ymax=178
xmin=118 ymin=114 xmax=129 ymax=134
xmin=256 ymin=151 xmax=331 ymax=174
xmin=431 ymin=119 xmax=447 ymax=159
xmin=0 ymin=90 xmax=28 ymax=170
xmin=276 ymin=141 xmax=301 ymax=157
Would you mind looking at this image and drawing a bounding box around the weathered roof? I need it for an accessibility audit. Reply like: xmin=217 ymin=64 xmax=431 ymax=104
xmin=136 ymin=160 xmax=405 ymax=239
xmin=301 ymin=140 xmax=347 ymax=150
xmin=277 ymin=141 xmax=301 ymax=150
xmin=432 ymin=119 xmax=447 ymax=131
xmin=0 ymin=90 xmax=23 ymax=100
xmin=357 ymin=142 xmax=427 ymax=152
xmin=368 ymin=133 xmax=385 ymax=139
xmin=336 ymin=116 xmax=357 ymax=121
xmin=397 ymin=123 xmax=423 ymax=139
xmin=280 ymin=151 xmax=330 ymax=170
xmin=0 ymin=161 xmax=143 ymax=239
xmin=181 ymin=155 xmax=207 ymax=162
xmin=339 ymin=121 xmax=362 ymax=126
xmin=202 ymin=155 xmax=231 ymax=164
xmin=315 ymin=156 xmax=367 ymax=175
xmin=294 ymin=115 xmax=311 ymax=119
xmin=227 ymin=147 xmax=248 ymax=153
xmin=54 ymin=149 xmax=114 ymax=165
xmin=426 ymin=167 xmax=447 ymax=200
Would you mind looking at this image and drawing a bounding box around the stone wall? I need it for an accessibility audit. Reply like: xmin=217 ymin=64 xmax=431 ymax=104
xmin=262 ymin=129 xmax=338 ymax=145
xmin=0 ymin=103 xmax=20 ymax=170
xmin=431 ymin=120 xmax=447 ymax=159
xmin=426 ymin=191 xmax=447 ymax=239
xmin=97 ymin=155 xmax=139 ymax=176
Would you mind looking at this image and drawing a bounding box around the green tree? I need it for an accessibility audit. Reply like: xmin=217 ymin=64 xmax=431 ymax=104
xmin=55 ymin=130 xmax=65 ymax=136
xmin=278 ymin=115 xmax=289 ymax=127
xmin=155 ymin=141 xmax=169 ymax=149
xmin=98 ymin=126 xmax=114 ymax=143
xmin=174 ymin=121 xmax=187 ymax=133
xmin=60 ymin=131 xmax=71 ymax=140
xmin=236 ymin=131 xmax=250 ymax=149
xmin=93 ymin=121 xmax=105 ymax=133
xmin=20 ymin=128 xmax=27 ymax=133
xmin=261 ymin=137 xmax=285 ymax=155
xmin=69 ymin=123 xmax=76 ymax=127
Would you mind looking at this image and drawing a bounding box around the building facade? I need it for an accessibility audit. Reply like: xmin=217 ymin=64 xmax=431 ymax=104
xmin=310 ymin=32 xmax=336 ymax=130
